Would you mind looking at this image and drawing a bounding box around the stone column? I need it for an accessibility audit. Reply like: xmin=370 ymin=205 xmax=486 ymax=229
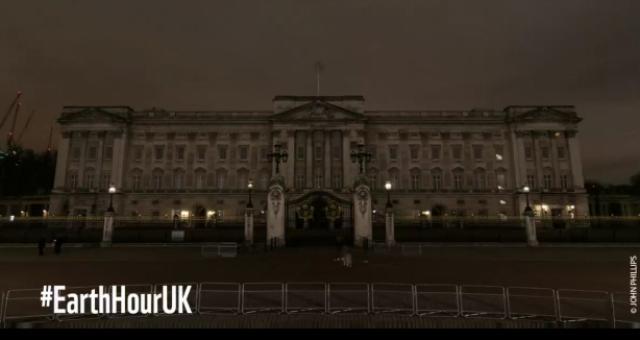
xmin=306 ymin=131 xmax=313 ymax=188
xmin=514 ymin=131 xmax=528 ymax=189
xmin=110 ymin=130 xmax=127 ymax=191
xmin=342 ymin=130 xmax=353 ymax=188
xmin=286 ymin=130 xmax=295 ymax=187
xmin=524 ymin=209 xmax=539 ymax=247
xmin=244 ymin=207 xmax=254 ymax=245
xmin=101 ymin=211 xmax=114 ymax=247
xmin=267 ymin=175 xmax=286 ymax=248
xmin=324 ymin=131 xmax=332 ymax=188
xmin=352 ymin=176 xmax=372 ymax=248
xmin=53 ymin=132 xmax=71 ymax=190
xmin=566 ymin=130 xmax=585 ymax=189
xmin=385 ymin=208 xmax=395 ymax=247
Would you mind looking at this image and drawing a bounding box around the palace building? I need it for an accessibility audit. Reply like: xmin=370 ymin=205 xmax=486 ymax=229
xmin=49 ymin=95 xmax=588 ymax=226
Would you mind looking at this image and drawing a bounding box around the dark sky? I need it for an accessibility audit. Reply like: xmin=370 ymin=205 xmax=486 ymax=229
xmin=1 ymin=0 xmax=639 ymax=184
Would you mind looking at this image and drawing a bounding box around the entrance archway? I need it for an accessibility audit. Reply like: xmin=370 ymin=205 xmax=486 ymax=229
xmin=286 ymin=190 xmax=353 ymax=246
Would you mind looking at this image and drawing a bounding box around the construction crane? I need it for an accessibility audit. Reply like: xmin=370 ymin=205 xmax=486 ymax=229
xmin=0 ymin=91 xmax=26 ymax=162
xmin=0 ymin=91 xmax=22 ymax=139
xmin=16 ymin=109 xmax=36 ymax=144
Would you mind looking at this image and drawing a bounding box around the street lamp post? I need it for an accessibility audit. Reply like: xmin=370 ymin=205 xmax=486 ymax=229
xmin=107 ymin=185 xmax=116 ymax=213
xmin=247 ymin=179 xmax=254 ymax=209
xmin=385 ymin=181 xmax=393 ymax=209
xmin=522 ymin=185 xmax=532 ymax=216
xmin=268 ymin=143 xmax=288 ymax=175
xmin=350 ymin=144 xmax=372 ymax=175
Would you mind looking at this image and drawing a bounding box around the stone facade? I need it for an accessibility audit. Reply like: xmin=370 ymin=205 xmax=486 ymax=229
xmin=49 ymin=96 xmax=588 ymax=223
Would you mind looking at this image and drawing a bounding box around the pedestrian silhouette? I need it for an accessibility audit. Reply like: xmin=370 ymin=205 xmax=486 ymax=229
xmin=38 ymin=237 xmax=46 ymax=256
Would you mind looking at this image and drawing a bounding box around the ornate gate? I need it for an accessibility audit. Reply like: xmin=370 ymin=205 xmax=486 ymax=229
xmin=285 ymin=190 xmax=353 ymax=246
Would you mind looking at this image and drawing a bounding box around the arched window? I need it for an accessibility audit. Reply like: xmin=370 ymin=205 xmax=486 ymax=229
xmin=216 ymin=168 xmax=227 ymax=190
xmin=130 ymin=169 xmax=143 ymax=191
xmin=368 ymin=168 xmax=378 ymax=190
xmin=388 ymin=167 xmax=400 ymax=189
xmin=410 ymin=168 xmax=421 ymax=191
xmin=173 ymin=169 xmax=185 ymax=189
xmin=67 ymin=170 xmax=78 ymax=190
xmin=194 ymin=168 xmax=206 ymax=190
xmin=259 ymin=169 xmax=270 ymax=190
xmin=430 ymin=168 xmax=443 ymax=191
xmin=543 ymin=167 xmax=554 ymax=190
xmin=474 ymin=168 xmax=486 ymax=190
xmin=152 ymin=169 xmax=164 ymax=190
xmin=237 ymin=168 xmax=249 ymax=189
xmin=84 ymin=168 xmax=96 ymax=189
xmin=495 ymin=167 xmax=507 ymax=190
xmin=452 ymin=167 xmax=465 ymax=191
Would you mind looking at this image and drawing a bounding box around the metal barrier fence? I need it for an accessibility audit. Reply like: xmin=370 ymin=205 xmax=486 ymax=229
xmin=200 ymin=243 xmax=238 ymax=258
xmin=2 ymin=282 xmax=639 ymax=328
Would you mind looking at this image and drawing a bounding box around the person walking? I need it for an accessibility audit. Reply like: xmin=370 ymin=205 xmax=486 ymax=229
xmin=53 ymin=238 xmax=63 ymax=255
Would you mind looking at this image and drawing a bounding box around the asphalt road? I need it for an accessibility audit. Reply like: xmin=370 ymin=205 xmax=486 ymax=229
xmin=0 ymin=245 xmax=636 ymax=293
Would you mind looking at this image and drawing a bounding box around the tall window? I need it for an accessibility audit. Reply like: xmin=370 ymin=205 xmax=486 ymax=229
xmin=333 ymin=175 xmax=342 ymax=189
xmin=315 ymin=174 xmax=323 ymax=188
xmin=474 ymin=169 xmax=486 ymax=190
xmin=541 ymin=147 xmax=550 ymax=160
xmin=432 ymin=172 xmax=442 ymax=191
xmin=133 ymin=146 xmax=143 ymax=162
xmin=152 ymin=170 xmax=163 ymax=190
xmin=388 ymin=168 xmax=400 ymax=189
xmin=154 ymin=145 xmax=165 ymax=161
xmin=131 ymin=171 xmax=141 ymax=191
xmin=560 ymin=174 xmax=569 ymax=190
xmin=525 ymin=146 xmax=533 ymax=160
xmin=101 ymin=171 xmax=111 ymax=189
xmin=72 ymin=146 xmax=81 ymax=160
xmin=388 ymin=145 xmax=398 ymax=161
xmin=216 ymin=169 xmax=227 ymax=190
xmin=368 ymin=170 xmax=378 ymax=190
xmin=195 ymin=170 xmax=206 ymax=189
xmin=496 ymin=170 xmax=506 ymax=189
xmin=527 ymin=174 xmax=536 ymax=189
xmin=197 ymin=145 xmax=207 ymax=162
xmin=543 ymin=174 xmax=552 ymax=190
xmin=296 ymin=146 xmax=305 ymax=160
xmin=175 ymin=145 xmax=186 ymax=161
xmin=315 ymin=146 xmax=323 ymax=160
xmin=84 ymin=169 xmax=95 ymax=189
xmin=260 ymin=147 xmax=268 ymax=161
xmin=494 ymin=145 xmax=504 ymax=160
xmin=409 ymin=145 xmax=420 ymax=161
xmin=104 ymin=145 xmax=113 ymax=161
xmin=430 ymin=145 xmax=441 ymax=160
xmin=557 ymin=146 xmax=566 ymax=159
xmin=174 ymin=170 xmax=185 ymax=189
xmin=410 ymin=169 xmax=421 ymax=191
xmin=218 ymin=146 xmax=227 ymax=161
xmin=87 ymin=146 xmax=97 ymax=160
xmin=451 ymin=145 xmax=462 ymax=160
xmin=237 ymin=145 xmax=248 ymax=161
xmin=295 ymin=174 xmax=305 ymax=189
xmin=472 ymin=145 xmax=483 ymax=160
xmin=68 ymin=172 xmax=78 ymax=189
xmin=453 ymin=173 xmax=463 ymax=191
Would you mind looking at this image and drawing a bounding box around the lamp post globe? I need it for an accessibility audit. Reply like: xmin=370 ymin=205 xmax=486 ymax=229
xmin=247 ymin=179 xmax=254 ymax=209
xmin=107 ymin=185 xmax=116 ymax=213
xmin=385 ymin=181 xmax=393 ymax=209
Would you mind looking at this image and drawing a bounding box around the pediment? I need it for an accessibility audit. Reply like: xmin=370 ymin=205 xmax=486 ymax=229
xmin=508 ymin=106 xmax=581 ymax=123
xmin=270 ymin=101 xmax=365 ymax=122
xmin=58 ymin=106 xmax=132 ymax=124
